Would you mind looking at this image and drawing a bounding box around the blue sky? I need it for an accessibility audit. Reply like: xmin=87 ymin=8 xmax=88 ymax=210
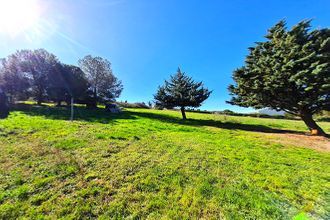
xmin=0 ymin=0 xmax=329 ymax=112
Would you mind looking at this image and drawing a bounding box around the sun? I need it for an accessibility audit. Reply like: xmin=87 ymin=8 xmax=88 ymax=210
xmin=0 ymin=0 xmax=41 ymax=36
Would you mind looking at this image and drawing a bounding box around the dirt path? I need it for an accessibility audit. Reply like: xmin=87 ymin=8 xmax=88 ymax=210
xmin=264 ymin=133 xmax=330 ymax=152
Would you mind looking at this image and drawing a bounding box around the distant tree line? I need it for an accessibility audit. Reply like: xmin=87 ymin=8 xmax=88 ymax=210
xmin=0 ymin=49 xmax=123 ymax=108
xmin=116 ymin=101 xmax=151 ymax=109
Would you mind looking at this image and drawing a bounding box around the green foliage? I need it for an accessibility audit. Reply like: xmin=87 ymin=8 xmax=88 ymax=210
xmin=0 ymin=51 xmax=123 ymax=108
xmin=228 ymin=20 xmax=330 ymax=135
xmin=78 ymin=55 xmax=123 ymax=106
xmin=16 ymin=49 xmax=60 ymax=104
xmin=0 ymin=104 xmax=329 ymax=219
xmin=0 ymin=56 xmax=30 ymax=102
xmin=47 ymin=64 xmax=90 ymax=105
xmin=154 ymin=68 xmax=211 ymax=119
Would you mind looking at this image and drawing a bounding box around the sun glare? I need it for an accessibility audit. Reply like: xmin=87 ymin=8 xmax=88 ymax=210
xmin=0 ymin=0 xmax=41 ymax=36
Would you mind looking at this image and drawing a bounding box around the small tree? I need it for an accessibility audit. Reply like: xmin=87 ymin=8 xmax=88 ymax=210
xmin=154 ymin=68 xmax=211 ymax=120
xmin=78 ymin=55 xmax=123 ymax=107
xmin=228 ymin=20 xmax=330 ymax=136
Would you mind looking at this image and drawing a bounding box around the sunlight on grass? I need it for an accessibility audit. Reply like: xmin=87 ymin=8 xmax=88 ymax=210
xmin=0 ymin=105 xmax=329 ymax=219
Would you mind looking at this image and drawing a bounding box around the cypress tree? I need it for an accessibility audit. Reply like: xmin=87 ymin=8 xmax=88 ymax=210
xmin=154 ymin=68 xmax=211 ymax=120
xmin=228 ymin=20 xmax=330 ymax=136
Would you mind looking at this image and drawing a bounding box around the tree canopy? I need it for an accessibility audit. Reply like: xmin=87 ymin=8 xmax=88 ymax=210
xmin=19 ymin=49 xmax=61 ymax=104
xmin=47 ymin=64 xmax=90 ymax=106
xmin=154 ymin=68 xmax=211 ymax=119
xmin=228 ymin=20 xmax=330 ymax=135
xmin=0 ymin=49 xmax=63 ymax=104
xmin=78 ymin=55 xmax=123 ymax=107
xmin=0 ymin=54 xmax=30 ymax=102
xmin=0 ymin=50 xmax=123 ymax=109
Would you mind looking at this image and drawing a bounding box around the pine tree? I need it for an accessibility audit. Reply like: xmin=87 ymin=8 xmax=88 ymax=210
xmin=228 ymin=20 xmax=330 ymax=136
xmin=154 ymin=68 xmax=211 ymax=119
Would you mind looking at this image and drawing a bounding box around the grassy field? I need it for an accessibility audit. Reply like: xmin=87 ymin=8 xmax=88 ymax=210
xmin=0 ymin=104 xmax=329 ymax=219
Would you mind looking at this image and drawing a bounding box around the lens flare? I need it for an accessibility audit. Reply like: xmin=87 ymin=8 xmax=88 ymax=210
xmin=0 ymin=0 xmax=41 ymax=36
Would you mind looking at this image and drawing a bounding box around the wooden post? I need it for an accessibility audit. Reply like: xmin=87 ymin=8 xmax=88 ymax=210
xmin=70 ymin=97 xmax=74 ymax=121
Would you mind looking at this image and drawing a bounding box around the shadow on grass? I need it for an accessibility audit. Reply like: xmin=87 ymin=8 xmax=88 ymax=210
xmin=12 ymin=103 xmax=136 ymax=124
xmin=12 ymin=103 xmax=310 ymax=135
xmin=128 ymin=110 xmax=308 ymax=135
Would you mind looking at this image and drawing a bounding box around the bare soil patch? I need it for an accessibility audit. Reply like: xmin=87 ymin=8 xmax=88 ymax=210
xmin=264 ymin=133 xmax=330 ymax=152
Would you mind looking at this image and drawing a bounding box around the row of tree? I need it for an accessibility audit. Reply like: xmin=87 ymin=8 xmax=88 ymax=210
xmin=0 ymin=20 xmax=328 ymax=136
xmin=154 ymin=20 xmax=329 ymax=136
xmin=0 ymin=50 xmax=123 ymax=107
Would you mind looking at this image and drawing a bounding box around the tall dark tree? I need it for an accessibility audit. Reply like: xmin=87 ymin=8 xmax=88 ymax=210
xmin=78 ymin=55 xmax=123 ymax=107
xmin=228 ymin=20 xmax=330 ymax=136
xmin=47 ymin=64 xmax=90 ymax=106
xmin=18 ymin=49 xmax=60 ymax=105
xmin=0 ymin=56 xmax=30 ymax=103
xmin=1 ymin=49 xmax=61 ymax=105
xmin=0 ymin=88 xmax=9 ymax=119
xmin=154 ymin=68 xmax=211 ymax=119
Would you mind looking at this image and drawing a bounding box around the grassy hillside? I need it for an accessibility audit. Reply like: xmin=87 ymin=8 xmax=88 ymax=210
xmin=0 ymin=104 xmax=329 ymax=219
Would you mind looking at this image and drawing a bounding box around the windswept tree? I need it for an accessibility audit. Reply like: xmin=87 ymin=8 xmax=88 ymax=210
xmin=228 ymin=20 xmax=330 ymax=136
xmin=78 ymin=55 xmax=123 ymax=107
xmin=154 ymin=68 xmax=211 ymax=120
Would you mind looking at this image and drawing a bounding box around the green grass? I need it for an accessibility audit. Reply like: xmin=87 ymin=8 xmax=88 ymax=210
xmin=0 ymin=104 xmax=329 ymax=219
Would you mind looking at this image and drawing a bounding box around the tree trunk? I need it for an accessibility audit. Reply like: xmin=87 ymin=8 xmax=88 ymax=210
xmin=301 ymin=113 xmax=326 ymax=136
xmin=56 ymin=100 xmax=62 ymax=106
xmin=93 ymin=88 xmax=97 ymax=107
xmin=0 ymin=90 xmax=9 ymax=119
xmin=36 ymin=86 xmax=44 ymax=105
xmin=180 ymin=106 xmax=187 ymax=120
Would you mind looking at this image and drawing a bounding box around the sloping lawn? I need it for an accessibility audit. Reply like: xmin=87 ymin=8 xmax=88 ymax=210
xmin=0 ymin=105 xmax=329 ymax=219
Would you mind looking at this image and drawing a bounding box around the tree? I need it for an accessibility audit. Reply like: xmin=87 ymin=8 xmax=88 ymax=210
xmin=154 ymin=68 xmax=211 ymax=119
xmin=1 ymin=49 xmax=61 ymax=105
xmin=78 ymin=55 xmax=123 ymax=107
xmin=19 ymin=49 xmax=60 ymax=105
xmin=228 ymin=20 xmax=330 ymax=136
xmin=0 ymin=88 xmax=9 ymax=119
xmin=0 ymin=56 xmax=30 ymax=103
xmin=47 ymin=64 xmax=90 ymax=106
xmin=148 ymin=101 xmax=153 ymax=108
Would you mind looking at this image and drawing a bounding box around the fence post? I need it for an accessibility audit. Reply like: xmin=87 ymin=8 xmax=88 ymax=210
xmin=70 ymin=97 xmax=74 ymax=121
